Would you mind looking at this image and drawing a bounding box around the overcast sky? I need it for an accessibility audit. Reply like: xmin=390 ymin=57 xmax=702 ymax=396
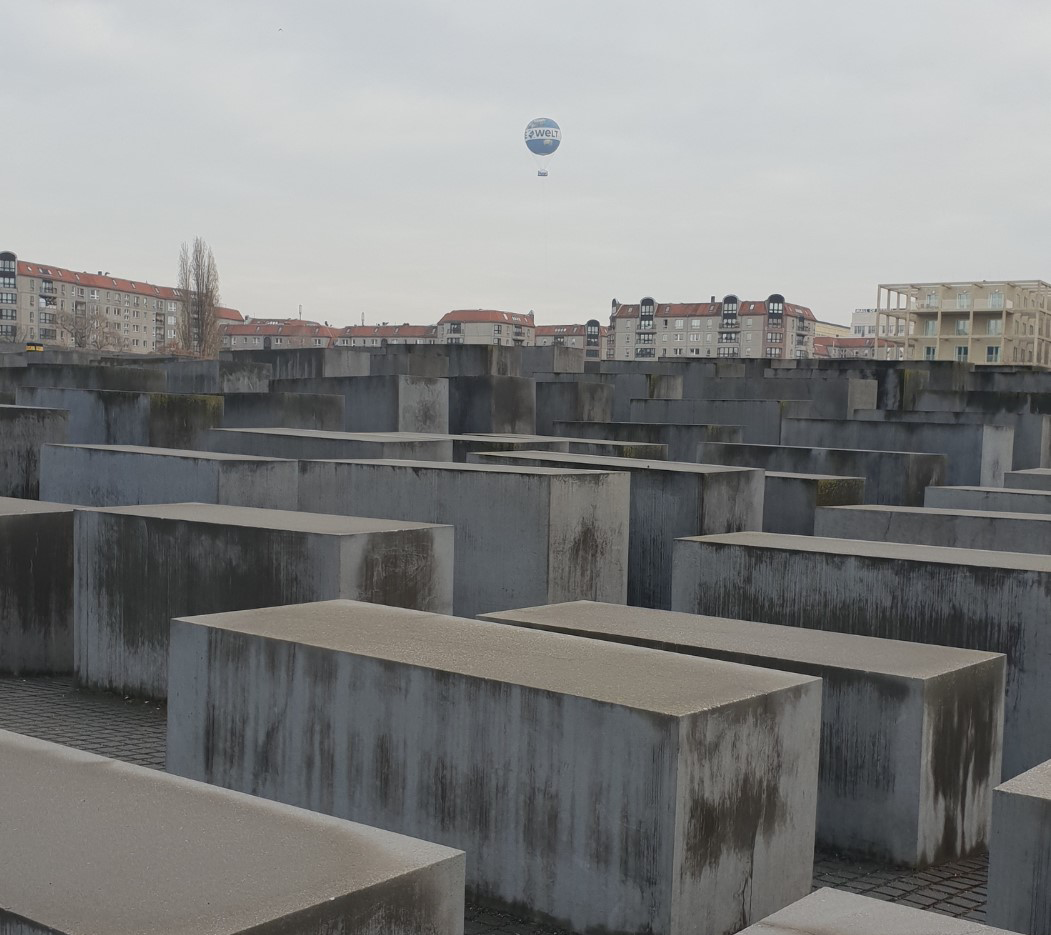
xmin=5 ymin=0 xmax=1049 ymax=327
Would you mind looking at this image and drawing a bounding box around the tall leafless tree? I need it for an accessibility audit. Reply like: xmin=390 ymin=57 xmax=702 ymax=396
xmin=55 ymin=306 xmax=128 ymax=351
xmin=177 ymin=237 xmax=222 ymax=357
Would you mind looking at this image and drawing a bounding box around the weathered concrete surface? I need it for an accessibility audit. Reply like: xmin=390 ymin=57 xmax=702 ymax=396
xmin=468 ymin=451 xmax=762 ymax=610
xmin=764 ymin=472 xmax=866 ymax=535
xmin=696 ymin=441 xmax=945 ymax=506
xmin=535 ymin=381 xmax=613 ymax=436
xmin=816 ymin=504 xmax=1051 ymax=554
xmin=221 ymin=391 xmax=345 ymax=431
xmin=14 ymin=386 xmax=223 ymax=449
xmin=679 ymin=375 xmax=878 ymax=420
xmin=0 ymin=498 xmax=74 ymax=675
xmin=75 ymin=503 xmax=454 ymax=698
xmin=782 ymin=417 xmax=1014 ymax=487
xmin=222 ymin=346 xmax=371 ymax=380
xmin=0 ymin=729 xmax=465 ymax=935
xmin=538 ymin=372 xmax=683 ymax=422
xmin=449 ymin=376 xmax=536 ymax=435
xmin=452 ymin=433 xmax=666 ymax=462
xmin=297 ymin=460 xmax=630 ymax=618
xmin=630 ymin=398 xmax=807 ymax=445
xmin=925 ymin=485 xmax=1051 ymax=515
xmin=167 ymin=599 xmax=821 ymax=935
xmin=0 ymin=362 xmax=167 ymax=393
xmin=0 ymin=404 xmax=68 ymax=498
xmin=741 ymin=888 xmax=1016 ymax=934
xmin=671 ymin=532 xmax=1051 ymax=778
xmin=1005 ymin=468 xmax=1051 ymax=491
xmin=518 ymin=345 xmax=585 ymax=376
xmin=271 ymin=375 xmax=449 ymax=433
xmin=987 ymin=759 xmax=1051 ymax=935
xmin=159 ymin=359 xmax=271 ymax=395
xmin=481 ymin=601 xmax=1004 ymax=867
xmin=552 ymin=420 xmax=744 ymax=461
xmin=39 ymin=444 xmax=298 ymax=509
xmin=205 ymin=426 xmax=455 ymax=461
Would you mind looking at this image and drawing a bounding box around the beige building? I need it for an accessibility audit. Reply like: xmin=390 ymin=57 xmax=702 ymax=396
xmin=607 ymin=294 xmax=816 ymax=360
xmin=436 ymin=310 xmax=535 ymax=346
xmin=1 ymin=250 xmax=183 ymax=352
xmin=877 ymin=281 xmax=1051 ymax=367
xmin=535 ymin=321 xmax=609 ymax=360
xmin=221 ymin=318 xmax=333 ymax=351
xmin=334 ymin=323 xmax=438 ymax=348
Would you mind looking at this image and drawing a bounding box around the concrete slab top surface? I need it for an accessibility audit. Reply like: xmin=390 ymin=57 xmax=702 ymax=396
xmin=479 ymin=601 xmax=1003 ymax=679
xmin=823 ymin=504 xmax=1051 ymax=522
xmin=48 ymin=442 xmax=291 ymax=462
xmin=930 ymin=485 xmax=1051 ymax=498
xmin=995 ymin=758 xmax=1051 ymax=801
xmin=177 ymin=600 xmax=819 ymax=717
xmin=0 ymin=402 xmax=67 ymax=414
xmin=0 ymin=496 xmax=74 ymax=516
xmin=0 ymin=729 xmax=462 ymax=935
xmin=742 ymin=888 xmax=1013 ymax=934
xmin=315 ymin=458 xmax=622 ymax=476
xmin=765 ymin=470 xmax=867 ymax=482
xmin=687 ymin=531 xmax=1051 ymax=572
xmin=474 ymin=450 xmax=756 ymax=475
xmin=212 ymin=427 xmax=446 ymax=442
xmin=705 ymin=441 xmax=941 ymax=457
xmin=89 ymin=502 xmax=448 ymax=535
xmin=1010 ymin=468 xmax=1051 ymax=476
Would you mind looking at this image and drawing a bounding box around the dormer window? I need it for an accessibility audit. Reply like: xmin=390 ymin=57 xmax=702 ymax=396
xmin=767 ymin=294 xmax=785 ymax=317
xmin=721 ymin=294 xmax=739 ymax=322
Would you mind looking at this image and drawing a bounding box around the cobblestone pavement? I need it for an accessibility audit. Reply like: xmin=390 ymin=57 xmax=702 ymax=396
xmin=0 ymin=677 xmax=988 ymax=932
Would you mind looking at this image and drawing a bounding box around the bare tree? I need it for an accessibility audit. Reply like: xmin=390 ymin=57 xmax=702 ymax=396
xmin=55 ymin=306 xmax=128 ymax=351
xmin=177 ymin=237 xmax=221 ymax=358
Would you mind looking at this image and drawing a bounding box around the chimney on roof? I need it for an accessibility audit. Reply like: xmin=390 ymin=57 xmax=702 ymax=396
xmin=710 ymin=296 xmax=715 ymax=303
xmin=97 ymin=271 xmax=102 ymax=276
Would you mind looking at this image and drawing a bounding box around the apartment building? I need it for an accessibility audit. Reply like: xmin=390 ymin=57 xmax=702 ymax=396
xmin=535 ymin=320 xmax=609 ymax=359
xmin=436 ymin=310 xmax=535 ymax=346
xmin=877 ymin=281 xmax=1051 ymax=367
xmin=813 ymin=336 xmax=878 ymax=359
xmin=1 ymin=250 xmax=184 ymax=352
xmin=607 ymin=294 xmax=816 ymax=360
xmin=220 ymin=319 xmax=336 ymax=351
xmin=334 ymin=323 xmax=438 ymax=349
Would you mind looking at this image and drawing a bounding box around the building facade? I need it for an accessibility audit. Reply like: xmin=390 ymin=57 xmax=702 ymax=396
xmin=607 ymin=294 xmax=816 ymax=360
xmin=333 ymin=324 xmax=438 ymax=349
xmin=436 ymin=310 xmax=535 ymax=346
xmin=221 ymin=319 xmax=336 ymax=351
xmin=535 ymin=320 xmax=609 ymax=359
xmin=877 ymin=281 xmax=1051 ymax=367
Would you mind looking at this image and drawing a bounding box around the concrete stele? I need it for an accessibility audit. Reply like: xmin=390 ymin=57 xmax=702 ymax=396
xmin=0 ymin=729 xmax=464 ymax=935
xmin=167 ymin=599 xmax=822 ymax=935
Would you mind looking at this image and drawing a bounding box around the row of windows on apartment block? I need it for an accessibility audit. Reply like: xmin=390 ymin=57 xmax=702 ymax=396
xmin=622 ymin=317 xmax=807 ymax=332
xmin=632 ymin=347 xmax=805 ymax=359
xmin=0 ymin=277 xmax=180 ymax=311
xmin=634 ymin=331 xmax=807 ymax=345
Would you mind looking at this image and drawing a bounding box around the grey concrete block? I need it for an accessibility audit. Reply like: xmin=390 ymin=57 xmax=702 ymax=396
xmin=1006 ymin=468 xmax=1051 ymax=491
xmin=0 ymin=404 xmax=68 ymax=498
xmin=696 ymin=441 xmax=945 ymax=506
xmin=160 ymin=359 xmax=271 ymax=394
xmin=298 ymin=460 xmax=630 ymax=618
xmin=630 ymin=398 xmax=801 ymax=444
xmin=0 ymin=498 xmax=74 ymax=675
xmin=552 ymin=420 xmax=744 ymax=461
xmin=764 ymin=472 xmax=866 ymax=535
xmin=468 ymin=451 xmax=762 ymax=610
xmin=75 ymin=503 xmax=454 ymax=698
xmin=206 ymin=427 xmax=455 ymax=461
xmin=925 ymin=485 xmax=1051 ymax=514
xmin=671 ymin=532 xmax=1051 ymax=778
xmin=535 ymin=381 xmax=613 ymax=436
xmin=742 ymin=889 xmax=1015 ymax=934
xmin=451 ymin=432 xmax=666 ymax=462
xmin=39 ymin=444 xmax=298 ymax=509
xmin=221 ymin=392 xmax=345 ymax=431
xmin=14 ymin=386 xmax=223 ymax=449
xmin=271 ymin=375 xmax=450 ymax=433
xmin=782 ymin=418 xmax=1014 ymax=487
xmin=223 ymin=347 xmax=371 ymax=380
xmin=988 ymin=759 xmax=1051 ymax=935
xmin=448 ymin=375 xmax=535 ymax=434
xmin=816 ymin=504 xmax=1051 ymax=554
xmin=0 ymin=729 xmax=465 ymax=935
xmin=166 ymin=599 xmax=822 ymax=935
xmin=481 ymin=601 xmax=1004 ymax=866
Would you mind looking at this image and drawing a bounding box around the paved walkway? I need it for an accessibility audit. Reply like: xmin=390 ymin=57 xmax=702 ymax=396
xmin=0 ymin=677 xmax=988 ymax=931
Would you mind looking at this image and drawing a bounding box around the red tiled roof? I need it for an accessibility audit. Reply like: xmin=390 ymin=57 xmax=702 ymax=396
xmin=339 ymin=324 xmax=438 ymax=338
xmin=221 ymin=319 xmax=337 ymax=339
xmin=215 ymin=306 xmax=244 ymax=322
xmin=612 ymin=300 xmax=816 ymax=321
xmin=438 ymin=309 xmax=535 ymax=326
xmin=813 ymin=336 xmax=875 ymax=347
xmin=17 ymin=261 xmax=183 ymax=300
xmin=536 ymin=323 xmax=609 ymax=337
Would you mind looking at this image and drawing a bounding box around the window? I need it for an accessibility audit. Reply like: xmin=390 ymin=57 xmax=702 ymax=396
xmin=689 ymin=333 xmax=699 ymax=342
xmin=691 ymin=319 xmax=701 ymax=329
xmin=986 ymin=346 xmax=1000 ymax=363
xmin=0 ymin=257 xmax=14 ymax=273
xmin=0 ymin=292 xmax=15 ymax=305
xmin=923 ymin=321 xmax=936 ymax=336
xmin=0 ymin=325 xmax=15 ymax=338
xmin=987 ymin=320 xmax=1002 ymax=336
xmin=957 ymin=292 xmax=971 ymax=310
xmin=954 ymin=320 xmax=969 ymax=336
xmin=674 ymin=319 xmax=684 ymax=330
xmin=989 ymin=291 xmax=1004 ymax=310
xmin=39 ymin=328 xmax=56 ymax=340
xmin=766 ymin=332 xmax=782 ymax=343
xmin=0 ymin=309 xmax=15 ymax=320
xmin=0 ymin=276 xmax=13 ymax=289
xmin=924 ymin=291 xmax=939 ymax=309
xmin=493 ymin=324 xmax=502 ymax=334
xmin=955 ymin=345 xmax=969 ymax=362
